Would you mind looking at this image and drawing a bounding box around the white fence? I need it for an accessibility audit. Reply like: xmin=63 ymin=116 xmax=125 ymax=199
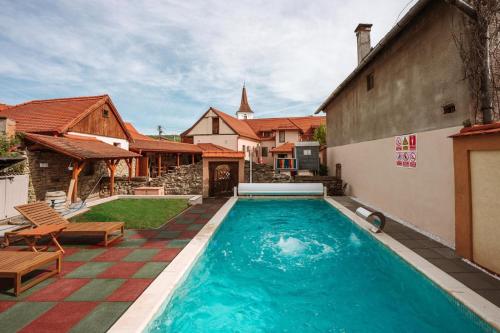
xmin=0 ymin=175 xmax=29 ymax=219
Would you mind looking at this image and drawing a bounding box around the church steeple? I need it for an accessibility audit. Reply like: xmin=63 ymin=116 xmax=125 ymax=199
xmin=236 ymin=84 xmax=254 ymax=119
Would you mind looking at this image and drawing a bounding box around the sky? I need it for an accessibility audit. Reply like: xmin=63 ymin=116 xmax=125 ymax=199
xmin=0 ymin=0 xmax=414 ymax=134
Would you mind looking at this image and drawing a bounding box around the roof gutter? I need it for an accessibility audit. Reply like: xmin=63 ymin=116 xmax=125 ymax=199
xmin=315 ymin=0 xmax=432 ymax=114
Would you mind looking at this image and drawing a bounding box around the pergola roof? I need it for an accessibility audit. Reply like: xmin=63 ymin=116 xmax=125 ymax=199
xmin=130 ymin=139 xmax=202 ymax=154
xmin=271 ymin=142 xmax=295 ymax=153
xmin=25 ymin=133 xmax=140 ymax=161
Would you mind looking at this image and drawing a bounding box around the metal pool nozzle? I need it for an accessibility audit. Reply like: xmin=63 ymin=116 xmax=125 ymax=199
xmin=355 ymin=207 xmax=386 ymax=233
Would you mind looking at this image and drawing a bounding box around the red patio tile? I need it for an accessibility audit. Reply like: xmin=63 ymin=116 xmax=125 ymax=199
xmin=165 ymin=223 xmax=188 ymax=231
xmin=180 ymin=230 xmax=199 ymax=238
xmin=98 ymin=262 xmax=145 ymax=279
xmin=194 ymin=218 xmax=210 ymax=224
xmin=106 ymin=278 xmax=153 ymax=302
xmin=27 ymin=279 xmax=90 ymax=301
xmin=0 ymin=301 xmax=16 ymax=313
xmin=152 ymin=248 xmax=182 ymax=262
xmin=19 ymin=301 xmax=97 ymax=333
xmin=141 ymin=239 xmax=169 ymax=248
xmin=60 ymin=262 xmax=85 ymax=277
xmin=129 ymin=230 xmax=159 ymax=239
xmin=92 ymin=248 xmax=133 ymax=262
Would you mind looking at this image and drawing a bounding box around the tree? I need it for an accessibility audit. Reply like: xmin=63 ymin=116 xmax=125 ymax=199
xmin=313 ymin=124 xmax=327 ymax=145
xmin=448 ymin=0 xmax=500 ymax=124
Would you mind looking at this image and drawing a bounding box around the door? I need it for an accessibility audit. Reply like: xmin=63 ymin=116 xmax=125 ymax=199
xmin=209 ymin=162 xmax=239 ymax=197
xmin=0 ymin=175 xmax=29 ymax=219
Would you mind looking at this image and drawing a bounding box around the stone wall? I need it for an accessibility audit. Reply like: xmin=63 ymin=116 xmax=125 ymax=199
xmin=294 ymin=176 xmax=343 ymax=196
xmin=244 ymin=161 xmax=291 ymax=183
xmin=101 ymin=162 xmax=203 ymax=196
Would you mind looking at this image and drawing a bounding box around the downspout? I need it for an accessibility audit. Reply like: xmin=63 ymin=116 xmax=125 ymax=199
xmin=446 ymin=0 xmax=493 ymax=124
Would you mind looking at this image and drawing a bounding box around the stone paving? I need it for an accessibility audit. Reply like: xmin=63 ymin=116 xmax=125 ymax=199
xmin=0 ymin=198 xmax=228 ymax=333
xmin=333 ymin=196 xmax=500 ymax=307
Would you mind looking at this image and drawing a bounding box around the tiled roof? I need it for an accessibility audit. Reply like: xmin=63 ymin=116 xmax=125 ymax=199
xmin=245 ymin=116 xmax=325 ymax=137
xmin=0 ymin=103 xmax=11 ymax=111
xmin=202 ymin=151 xmax=245 ymax=158
xmin=211 ymin=108 xmax=260 ymax=140
xmin=271 ymin=142 xmax=295 ymax=153
xmin=25 ymin=133 xmax=140 ymax=160
xmin=196 ymin=143 xmax=233 ymax=151
xmin=237 ymin=86 xmax=253 ymax=113
xmin=450 ymin=122 xmax=500 ymax=137
xmin=130 ymin=139 xmax=202 ymax=153
xmin=125 ymin=123 xmax=155 ymax=141
xmin=0 ymin=95 xmax=131 ymax=140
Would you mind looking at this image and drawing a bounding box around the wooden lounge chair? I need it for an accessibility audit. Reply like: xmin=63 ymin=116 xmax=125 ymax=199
xmin=0 ymin=251 xmax=61 ymax=296
xmin=4 ymin=202 xmax=124 ymax=247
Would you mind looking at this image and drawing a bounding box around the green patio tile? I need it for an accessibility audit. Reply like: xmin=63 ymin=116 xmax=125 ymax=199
xmin=200 ymin=213 xmax=213 ymax=219
xmin=156 ymin=230 xmax=181 ymax=239
xmin=187 ymin=224 xmax=204 ymax=231
xmin=133 ymin=262 xmax=168 ymax=278
xmin=65 ymin=279 xmax=125 ymax=301
xmin=65 ymin=262 xmax=114 ymax=278
xmin=125 ymin=230 xmax=138 ymax=236
xmin=167 ymin=239 xmax=191 ymax=248
xmin=173 ymin=217 xmax=195 ymax=225
xmin=123 ymin=249 xmax=159 ymax=262
xmin=70 ymin=301 xmax=131 ymax=333
xmin=0 ymin=301 xmax=55 ymax=332
xmin=64 ymin=249 xmax=106 ymax=262
xmin=0 ymin=278 xmax=56 ymax=300
xmin=114 ymin=238 xmax=147 ymax=248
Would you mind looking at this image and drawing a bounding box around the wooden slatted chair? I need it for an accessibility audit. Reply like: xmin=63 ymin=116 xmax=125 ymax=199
xmin=0 ymin=251 xmax=61 ymax=296
xmin=4 ymin=202 xmax=124 ymax=247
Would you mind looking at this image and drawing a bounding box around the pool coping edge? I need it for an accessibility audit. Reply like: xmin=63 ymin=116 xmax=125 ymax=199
xmin=108 ymin=197 xmax=238 ymax=333
xmin=324 ymin=197 xmax=500 ymax=331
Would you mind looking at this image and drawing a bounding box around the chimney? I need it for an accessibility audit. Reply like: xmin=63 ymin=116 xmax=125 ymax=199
xmin=355 ymin=23 xmax=372 ymax=64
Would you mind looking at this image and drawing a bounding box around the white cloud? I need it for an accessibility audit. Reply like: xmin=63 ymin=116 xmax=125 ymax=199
xmin=0 ymin=0 xmax=412 ymax=134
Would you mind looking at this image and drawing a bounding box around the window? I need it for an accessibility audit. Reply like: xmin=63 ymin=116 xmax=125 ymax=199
xmin=261 ymin=131 xmax=270 ymax=138
xmin=442 ymin=103 xmax=456 ymax=114
xmin=279 ymin=130 xmax=285 ymax=143
xmin=244 ymin=114 xmax=247 ymax=119
xmin=212 ymin=117 xmax=219 ymax=134
xmin=303 ymin=149 xmax=311 ymax=156
xmin=261 ymin=147 xmax=268 ymax=157
xmin=102 ymin=109 xmax=110 ymax=118
xmin=242 ymin=145 xmax=246 ymax=152
xmin=277 ymin=153 xmax=287 ymax=159
xmin=366 ymin=73 xmax=374 ymax=91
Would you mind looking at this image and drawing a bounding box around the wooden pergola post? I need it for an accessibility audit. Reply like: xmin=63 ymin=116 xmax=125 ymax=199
xmin=71 ymin=160 xmax=86 ymax=203
xmin=157 ymin=154 xmax=162 ymax=177
xmin=125 ymin=158 xmax=133 ymax=180
xmin=176 ymin=153 xmax=180 ymax=167
xmin=105 ymin=159 xmax=119 ymax=197
xmin=191 ymin=154 xmax=195 ymax=164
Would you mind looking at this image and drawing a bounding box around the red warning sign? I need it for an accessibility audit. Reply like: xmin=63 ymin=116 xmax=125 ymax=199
xmin=395 ymin=134 xmax=417 ymax=168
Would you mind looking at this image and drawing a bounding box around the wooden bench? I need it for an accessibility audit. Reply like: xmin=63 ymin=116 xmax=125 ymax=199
xmin=4 ymin=202 xmax=124 ymax=247
xmin=0 ymin=251 xmax=61 ymax=296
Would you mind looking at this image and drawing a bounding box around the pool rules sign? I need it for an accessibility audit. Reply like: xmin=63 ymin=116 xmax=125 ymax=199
xmin=395 ymin=134 xmax=417 ymax=168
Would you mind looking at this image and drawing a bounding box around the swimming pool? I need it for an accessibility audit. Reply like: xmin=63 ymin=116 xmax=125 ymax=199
xmin=145 ymin=199 xmax=495 ymax=332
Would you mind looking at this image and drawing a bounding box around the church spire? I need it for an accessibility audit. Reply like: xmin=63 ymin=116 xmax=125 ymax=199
xmin=237 ymin=84 xmax=253 ymax=114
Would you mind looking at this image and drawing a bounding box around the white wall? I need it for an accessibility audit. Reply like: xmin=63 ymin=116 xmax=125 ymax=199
xmin=260 ymin=140 xmax=275 ymax=165
xmin=327 ymin=126 xmax=460 ymax=247
xmin=68 ymin=132 xmax=129 ymax=150
xmin=238 ymin=137 xmax=260 ymax=161
xmin=193 ymin=134 xmax=238 ymax=151
xmin=187 ymin=110 xmax=234 ymax=135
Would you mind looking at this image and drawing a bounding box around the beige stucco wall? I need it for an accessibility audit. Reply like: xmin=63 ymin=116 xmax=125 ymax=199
xmin=276 ymin=130 xmax=300 ymax=146
xmin=327 ymin=126 xmax=460 ymax=246
xmin=193 ymin=134 xmax=238 ymax=151
xmin=470 ymin=150 xmax=500 ymax=273
xmin=202 ymin=157 xmax=244 ymax=198
xmin=187 ymin=110 xmax=234 ymax=135
xmin=260 ymin=140 xmax=276 ymax=165
xmin=237 ymin=137 xmax=260 ymax=161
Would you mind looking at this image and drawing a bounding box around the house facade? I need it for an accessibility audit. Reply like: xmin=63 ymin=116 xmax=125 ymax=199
xmin=316 ymin=0 xmax=495 ymax=250
xmin=181 ymin=86 xmax=325 ymax=173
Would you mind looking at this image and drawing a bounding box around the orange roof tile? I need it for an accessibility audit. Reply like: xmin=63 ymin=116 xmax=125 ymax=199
xmin=25 ymin=133 xmax=140 ymax=160
xmin=196 ymin=143 xmax=233 ymax=151
xmin=202 ymin=151 xmax=245 ymax=158
xmin=450 ymin=122 xmax=500 ymax=137
xmin=211 ymin=108 xmax=260 ymax=140
xmin=130 ymin=139 xmax=202 ymax=153
xmin=125 ymin=122 xmax=155 ymax=141
xmin=0 ymin=95 xmax=132 ymax=140
xmin=271 ymin=142 xmax=295 ymax=153
xmin=245 ymin=116 xmax=325 ymax=136
xmin=0 ymin=103 xmax=11 ymax=111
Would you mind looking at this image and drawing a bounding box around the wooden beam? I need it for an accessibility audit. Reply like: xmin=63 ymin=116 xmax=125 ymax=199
xmin=125 ymin=158 xmax=133 ymax=181
xmin=191 ymin=154 xmax=195 ymax=164
xmin=106 ymin=159 xmax=119 ymax=197
xmin=157 ymin=154 xmax=161 ymax=177
xmin=177 ymin=153 xmax=180 ymax=167
xmin=71 ymin=160 xmax=86 ymax=203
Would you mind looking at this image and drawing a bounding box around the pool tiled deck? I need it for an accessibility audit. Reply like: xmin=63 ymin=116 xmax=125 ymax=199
xmin=333 ymin=196 xmax=500 ymax=308
xmin=0 ymin=198 xmax=228 ymax=333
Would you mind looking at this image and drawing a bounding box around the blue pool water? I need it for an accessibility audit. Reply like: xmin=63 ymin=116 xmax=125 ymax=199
xmin=149 ymin=199 xmax=495 ymax=332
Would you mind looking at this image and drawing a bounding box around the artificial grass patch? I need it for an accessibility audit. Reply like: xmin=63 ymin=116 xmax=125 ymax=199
xmin=71 ymin=199 xmax=189 ymax=229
